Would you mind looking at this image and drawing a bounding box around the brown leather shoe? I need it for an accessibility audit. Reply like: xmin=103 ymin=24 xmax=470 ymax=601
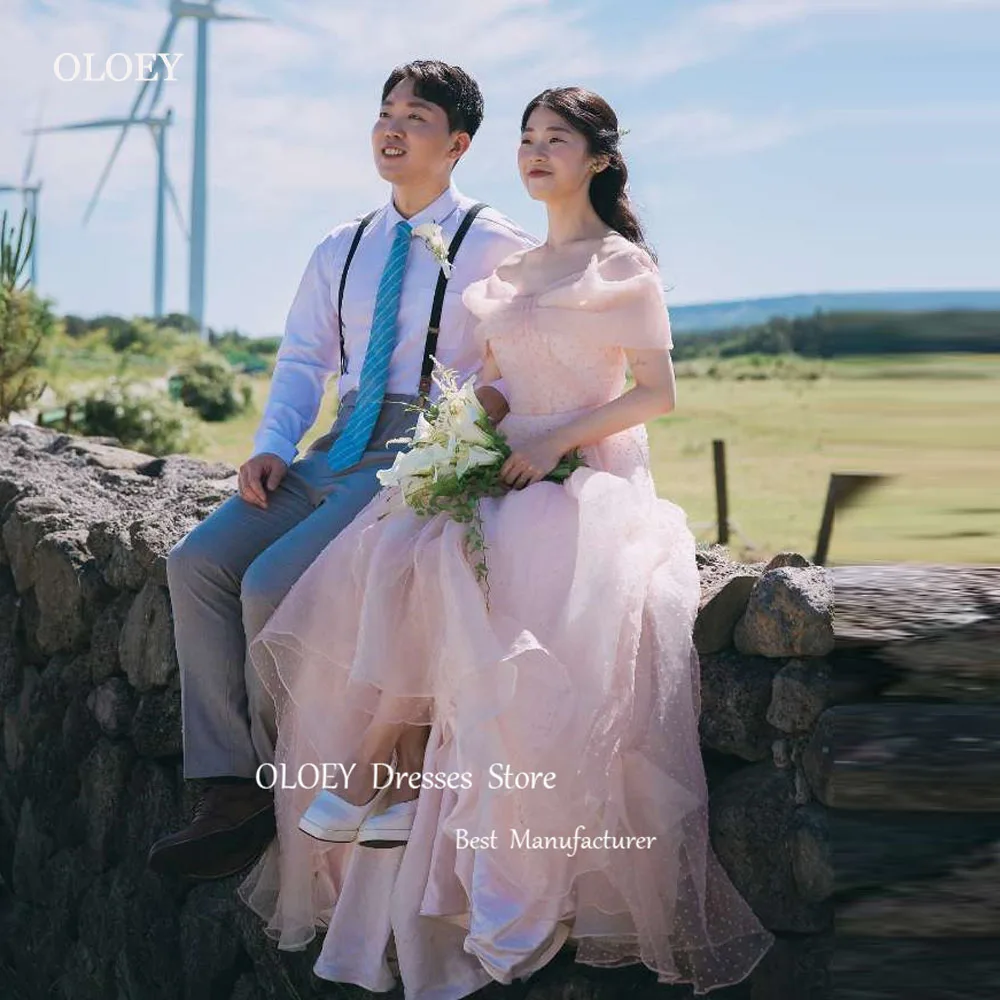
xmin=147 ymin=780 xmax=276 ymax=880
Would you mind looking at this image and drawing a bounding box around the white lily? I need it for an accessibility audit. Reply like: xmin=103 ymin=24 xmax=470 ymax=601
xmin=412 ymin=222 xmax=453 ymax=278
xmin=456 ymin=443 xmax=502 ymax=479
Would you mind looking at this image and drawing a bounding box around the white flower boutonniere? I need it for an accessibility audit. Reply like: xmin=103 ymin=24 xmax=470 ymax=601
xmin=412 ymin=222 xmax=453 ymax=278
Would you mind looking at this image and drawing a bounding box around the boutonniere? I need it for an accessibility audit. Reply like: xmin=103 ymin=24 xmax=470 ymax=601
xmin=412 ymin=222 xmax=453 ymax=278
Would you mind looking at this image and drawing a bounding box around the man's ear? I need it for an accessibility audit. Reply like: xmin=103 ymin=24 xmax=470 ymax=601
xmin=449 ymin=131 xmax=472 ymax=164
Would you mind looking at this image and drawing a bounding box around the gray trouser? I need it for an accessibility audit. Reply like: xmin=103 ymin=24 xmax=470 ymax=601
xmin=166 ymin=391 xmax=420 ymax=780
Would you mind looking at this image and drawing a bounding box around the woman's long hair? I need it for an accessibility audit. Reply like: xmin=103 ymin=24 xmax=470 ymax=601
xmin=521 ymin=87 xmax=655 ymax=262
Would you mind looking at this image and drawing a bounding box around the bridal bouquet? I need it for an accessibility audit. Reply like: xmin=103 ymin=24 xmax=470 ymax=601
xmin=377 ymin=363 xmax=585 ymax=595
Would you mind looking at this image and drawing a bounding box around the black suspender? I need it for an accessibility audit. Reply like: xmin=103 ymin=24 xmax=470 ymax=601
xmin=337 ymin=210 xmax=377 ymax=375
xmin=419 ymin=201 xmax=487 ymax=398
xmin=335 ymin=202 xmax=489 ymax=394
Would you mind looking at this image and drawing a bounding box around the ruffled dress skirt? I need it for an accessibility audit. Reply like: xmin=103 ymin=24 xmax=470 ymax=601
xmin=238 ymin=409 xmax=773 ymax=997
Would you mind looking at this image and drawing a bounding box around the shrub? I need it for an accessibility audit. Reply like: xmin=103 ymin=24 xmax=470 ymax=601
xmin=0 ymin=209 xmax=55 ymax=421
xmin=74 ymin=378 xmax=202 ymax=455
xmin=174 ymin=353 xmax=251 ymax=421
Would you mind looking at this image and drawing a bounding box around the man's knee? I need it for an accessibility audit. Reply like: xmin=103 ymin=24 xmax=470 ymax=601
xmin=241 ymin=550 xmax=289 ymax=638
xmin=166 ymin=520 xmax=223 ymax=589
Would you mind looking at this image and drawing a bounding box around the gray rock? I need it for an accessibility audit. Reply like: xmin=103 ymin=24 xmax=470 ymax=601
xmin=827 ymin=811 xmax=1000 ymax=894
xmin=111 ymin=871 xmax=183 ymax=1000
xmin=835 ymin=844 xmax=1000 ymax=937
xmin=4 ymin=665 xmax=40 ymax=771
xmin=699 ymin=650 xmax=779 ymax=761
xmin=180 ymin=882 xmax=244 ymax=1000
xmin=119 ymin=580 xmax=178 ymax=691
xmin=735 ymin=567 xmax=835 ymax=658
xmin=230 ymin=974 xmax=268 ymax=1000
xmin=831 ymin=564 xmax=1000 ymax=701
xmin=88 ymin=590 xmax=133 ymax=684
xmin=58 ymin=438 xmax=154 ymax=471
xmin=51 ymin=939 xmax=113 ymax=1000
xmin=88 ymin=521 xmax=149 ymax=591
xmin=767 ymin=659 xmax=831 ymax=734
xmin=790 ymin=805 xmax=834 ymax=902
xmin=803 ymin=704 xmax=1000 ymax=812
xmin=123 ymin=758 xmax=182 ymax=869
xmin=63 ymin=676 xmax=102 ymax=766
xmin=0 ymin=570 xmax=22 ymax=700
xmin=78 ymin=739 xmax=134 ymax=865
xmin=33 ymin=529 xmax=112 ymax=654
xmin=709 ymin=762 xmax=832 ymax=933
xmin=831 ymin=938 xmax=1000 ymax=1000
xmin=1 ymin=496 xmax=74 ymax=593
xmin=12 ymin=798 xmax=54 ymax=900
xmin=750 ymin=932 xmax=832 ymax=1000
xmin=88 ymin=677 xmax=135 ymax=738
xmin=131 ymin=686 xmax=182 ymax=757
xmin=129 ymin=517 xmax=179 ymax=587
xmin=694 ymin=572 xmax=757 ymax=654
xmin=764 ymin=552 xmax=813 ymax=570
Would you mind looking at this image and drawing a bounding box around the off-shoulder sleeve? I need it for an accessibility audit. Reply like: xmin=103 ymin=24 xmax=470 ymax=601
xmin=462 ymin=267 xmax=519 ymax=352
xmin=539 ymin=247 xmax=673 ymax=351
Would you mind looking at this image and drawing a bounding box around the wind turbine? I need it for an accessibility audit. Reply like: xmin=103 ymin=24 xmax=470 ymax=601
xmin=0 ymin=128 xmax=42 ymax=287
xmin=32 ymin=110 xmax=184 ymax=318
xmin=86 ymin=1 xmax=267 ymax=338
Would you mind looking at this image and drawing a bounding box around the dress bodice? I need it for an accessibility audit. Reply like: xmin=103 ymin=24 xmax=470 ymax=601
xmin=462 ymin=233 xmax=673 ymax=417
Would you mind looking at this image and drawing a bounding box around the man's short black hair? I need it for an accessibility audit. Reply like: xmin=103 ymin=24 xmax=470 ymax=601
xmin=381 ymin=60 xmax=484 ymax=139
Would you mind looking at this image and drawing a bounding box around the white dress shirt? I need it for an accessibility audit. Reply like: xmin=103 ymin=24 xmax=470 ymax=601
xmin=252 ymin=182 xmax=538 ymax=464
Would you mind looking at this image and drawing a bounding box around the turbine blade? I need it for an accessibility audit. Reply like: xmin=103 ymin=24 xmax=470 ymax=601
xmin=165 ymin=171 xmax=189 ymax=240
xmin=32 ymin=118 xmax=141 ymax=133
xmin=83 ymin=16 xmax=179 ymax=223
xmin=142 ymin=18 xmax=181 ymax=116
xmin=143 ymin=122 xmax=189 ymax=239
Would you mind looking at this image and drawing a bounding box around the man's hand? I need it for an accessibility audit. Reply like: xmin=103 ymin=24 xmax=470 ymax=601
xmin=238 ymin=453 xmax=288 ymax=509
xmin=475 ymin=385 xmax=510 ymax=426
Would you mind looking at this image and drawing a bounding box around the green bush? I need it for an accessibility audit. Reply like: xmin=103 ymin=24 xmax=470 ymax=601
xmin=174 ymin=353 xmax=251 ymax=421
xmin=75 ymin=378 xmax=202 ymax=456
xmin=0 ymin=209 xmax=54 ymax=421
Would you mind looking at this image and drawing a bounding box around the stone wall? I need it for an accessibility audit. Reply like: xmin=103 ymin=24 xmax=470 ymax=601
xmin=816 ymin=565 xmax=1000 ymax=1000
xmin=2 ymin=421 xmax=989 ymax=999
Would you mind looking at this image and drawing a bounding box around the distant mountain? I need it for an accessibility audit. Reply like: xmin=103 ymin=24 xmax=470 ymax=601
xmin=667 ymin=290 xmax=1000 ymax=333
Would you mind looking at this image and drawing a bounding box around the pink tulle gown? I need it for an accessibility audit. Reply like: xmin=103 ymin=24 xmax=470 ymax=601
xmin=238 ymin=234 xmax=774 ymax=997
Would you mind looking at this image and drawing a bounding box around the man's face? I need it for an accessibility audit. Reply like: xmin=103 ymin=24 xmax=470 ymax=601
xmin=372 ymin=76 xmax=468 ymax=185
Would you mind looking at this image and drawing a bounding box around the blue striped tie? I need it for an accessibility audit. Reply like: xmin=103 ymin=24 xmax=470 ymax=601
xmin=328 ymin=220 xmax=413 ymax=471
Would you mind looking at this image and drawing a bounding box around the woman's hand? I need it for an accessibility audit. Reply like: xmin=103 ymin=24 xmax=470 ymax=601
xmin=500 ymin=432 xmax=568 ymax=489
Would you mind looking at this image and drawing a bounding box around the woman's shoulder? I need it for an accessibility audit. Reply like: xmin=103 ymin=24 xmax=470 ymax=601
xmin=591 ymin=233 xmax=658 ymax=278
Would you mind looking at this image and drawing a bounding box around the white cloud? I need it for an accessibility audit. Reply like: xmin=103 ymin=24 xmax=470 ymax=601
xmin=639 ymin=102 xmax=1000 ymax=159
xmin=624 ymin=0 xmax=1000 ymax=79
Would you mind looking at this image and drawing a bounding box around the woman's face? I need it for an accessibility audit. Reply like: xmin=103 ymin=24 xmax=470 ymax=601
xmin=518 ymin=105 xmax=600 ymax=203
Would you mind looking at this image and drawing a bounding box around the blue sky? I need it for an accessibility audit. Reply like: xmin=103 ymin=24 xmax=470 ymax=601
xmin=1 ymin=0 xmax=997 ymax=336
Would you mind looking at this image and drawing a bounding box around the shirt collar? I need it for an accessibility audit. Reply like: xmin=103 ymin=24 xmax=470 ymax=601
xmin=385 ymin=181 xmax=463 ymax=233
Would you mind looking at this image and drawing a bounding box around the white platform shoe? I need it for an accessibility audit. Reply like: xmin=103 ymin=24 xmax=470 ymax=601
xmin=298 ymin=780 xmax=391 ymax=843
xmin=357 ymin=798 xmax=418 ymax=845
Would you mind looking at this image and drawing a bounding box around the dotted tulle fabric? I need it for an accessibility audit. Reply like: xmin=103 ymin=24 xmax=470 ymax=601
xmin=238 ymin=235 xmax=774 ymax=997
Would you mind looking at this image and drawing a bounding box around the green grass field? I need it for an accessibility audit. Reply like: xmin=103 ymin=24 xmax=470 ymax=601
xmin=39 ymin=350 xmax=988 ymax=566
xmin=182 ymin=353 xmax=999 ymax=566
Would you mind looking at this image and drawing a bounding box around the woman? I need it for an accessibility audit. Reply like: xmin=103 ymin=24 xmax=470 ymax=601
xmin=239 ymin=87 xmax=773 ymax=997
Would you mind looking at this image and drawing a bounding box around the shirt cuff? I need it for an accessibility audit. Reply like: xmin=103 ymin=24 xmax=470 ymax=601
xmin=251 ymin=433 xmax=298 ymax=466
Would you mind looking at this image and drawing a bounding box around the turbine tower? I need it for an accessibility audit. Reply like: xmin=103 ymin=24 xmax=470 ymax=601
xmin=0 ymin=130 xmax=42 ymax=287
xmin=86 ymin=0 xmax=266 ymax=338
xmin=33 ymin=111 xmax=183 ymax=318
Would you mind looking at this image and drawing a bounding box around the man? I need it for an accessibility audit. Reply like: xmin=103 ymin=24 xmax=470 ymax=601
xmin=148 ymin=60 xmax=537 ymax=879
